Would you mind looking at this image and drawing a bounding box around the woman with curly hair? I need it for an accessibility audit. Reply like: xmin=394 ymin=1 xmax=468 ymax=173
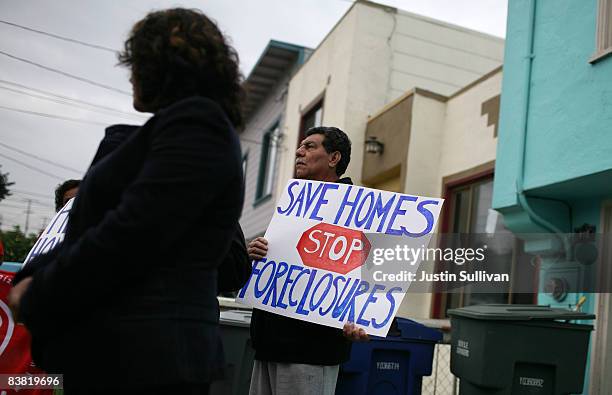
xmin=9 ymin=8 xmax=245 ymax=394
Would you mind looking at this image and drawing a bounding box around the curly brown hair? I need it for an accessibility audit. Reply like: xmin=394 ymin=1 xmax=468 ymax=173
xmin=119 ymin=8 xmax=244 ymax=127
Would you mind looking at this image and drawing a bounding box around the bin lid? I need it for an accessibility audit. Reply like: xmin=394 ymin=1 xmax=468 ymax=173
xmin=447 ymin=304 xmax=595 ymax=321
xmin=219 ymin=309 xmax=252 ymax=327
xmin=448 ymin=304 xmax=595 ymax=321
xmin=0 ymin=262 xmax=23 ymax=273
xmin=391 ymin=318 xmax=442 ymax=342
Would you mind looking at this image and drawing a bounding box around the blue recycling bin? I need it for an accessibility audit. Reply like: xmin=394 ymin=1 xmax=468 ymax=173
xmin=0 ymin=261 xmax=23 ymax=272
xmin=336 ymin=318 xmax=442 ymax=395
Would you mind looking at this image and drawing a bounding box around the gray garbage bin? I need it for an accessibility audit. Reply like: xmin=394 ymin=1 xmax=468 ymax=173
xmin=448 ymin=304 xmax=594 ymax=395
xmin=210 ymin=309 xmax=255 ymax=395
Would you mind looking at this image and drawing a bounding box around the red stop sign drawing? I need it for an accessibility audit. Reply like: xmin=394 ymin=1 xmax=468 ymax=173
xmin=297 ymin=223 xmax=371 ymax=274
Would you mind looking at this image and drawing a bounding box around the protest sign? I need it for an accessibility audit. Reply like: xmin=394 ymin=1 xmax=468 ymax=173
xmin=23 ymin=198 xmax=74 ymax=266
xmin=0 ymin=270 xmax=53 ymax=394
xmin=237 ymin=179 xmax=443 ymax=336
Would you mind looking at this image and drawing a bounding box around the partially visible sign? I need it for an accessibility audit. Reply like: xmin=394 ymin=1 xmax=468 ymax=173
xmin=23 ymin=198 xmax=73 ymax=266
xmin=0 ymin=270 xmax=53 ymax=394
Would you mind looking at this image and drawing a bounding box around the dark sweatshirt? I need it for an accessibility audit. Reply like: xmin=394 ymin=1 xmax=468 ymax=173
xmin=249 ymin=177 xmax=353 ymax=365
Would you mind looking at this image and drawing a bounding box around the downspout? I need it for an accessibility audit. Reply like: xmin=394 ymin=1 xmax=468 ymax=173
xmin=515 ymin=0 xmax=572 ymax=259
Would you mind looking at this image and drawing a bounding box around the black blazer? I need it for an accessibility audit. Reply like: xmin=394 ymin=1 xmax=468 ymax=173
xmin=18 ymin=96 xmax=244 ymax=388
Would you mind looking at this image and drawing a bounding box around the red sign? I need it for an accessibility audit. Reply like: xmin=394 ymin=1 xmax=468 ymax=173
xmin=0 ymin=270 xmax=53 ymax=395
xmin=296 ymin=223 xmax=371 ymax=274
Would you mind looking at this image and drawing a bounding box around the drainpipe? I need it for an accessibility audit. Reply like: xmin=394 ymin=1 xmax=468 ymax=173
xmin=515 ymin=0 xmax=572 ymax=259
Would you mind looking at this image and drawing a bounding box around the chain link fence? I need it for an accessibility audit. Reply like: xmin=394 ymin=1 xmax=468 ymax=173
xmin=421 ymin=343 xmax=459 ymax=395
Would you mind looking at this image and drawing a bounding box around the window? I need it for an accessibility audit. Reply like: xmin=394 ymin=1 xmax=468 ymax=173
xmin=434 ymin=176 xmax=536 ymax=317
xmin=298 ymin=99 xmax=323 ymax=144
xmin=592 ymin=0 xmax=612 ymax=62
xmin=255 ymin=124 xmax=280 ymax=203
xmin=242 ymin=152 xmax=248 ymax=182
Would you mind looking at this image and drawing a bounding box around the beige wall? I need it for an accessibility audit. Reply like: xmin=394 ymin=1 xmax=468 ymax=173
xmin=274 ymin=5 xmax=358 ymax=195
xmin=275 ymin=1 xmax=504 ymax=198
xmin=395 ymin=69 xmax=502 ymax=319
xmin=362 ymin=94 xmax=413 ymax=187
xmin=403 ymin=94 xmax=447 ymax=197
xmin=395 ymin=93 xmax=446 ymax=318
xmin=389 ymin=10 xmax=503 ymax=100
xmin=437 ymin=71 xmax=502 ymax=185
xmin=341 ymin=4 xmax=397 ymax=183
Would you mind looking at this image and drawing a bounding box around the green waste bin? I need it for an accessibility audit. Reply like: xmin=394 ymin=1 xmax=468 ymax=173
xmin=210 ymin=309 xmax=255 ymax=395
xmin=448 ymin=304 xmax=594 ymax=395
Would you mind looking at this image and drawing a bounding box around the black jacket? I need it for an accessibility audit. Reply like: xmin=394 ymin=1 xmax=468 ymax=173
xmin=250 ymin=177 xmax=353 ymax=366
xmin=16 ymin=96 xmax=244 ymax=388
xmin=16 ymin=124 xmax=251 ymax=293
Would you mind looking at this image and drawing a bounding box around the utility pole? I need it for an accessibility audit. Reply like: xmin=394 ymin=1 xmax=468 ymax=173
xmin=40 ymin=217 xmax=49 ymax=233
xmin=24 ymin=199 xmax=32 ymax=234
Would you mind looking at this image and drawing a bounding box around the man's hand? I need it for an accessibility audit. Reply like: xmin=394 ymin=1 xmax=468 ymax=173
xmin=8 ymin=277 xmax=33 ymax=323
xmin=247 ymin=237 xmax=268 ymax=261
xmin=343 ymin=322 xmax=369 ymax=342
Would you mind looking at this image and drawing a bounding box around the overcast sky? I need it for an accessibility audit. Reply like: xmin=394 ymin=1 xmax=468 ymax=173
xmin=0 ymin=0 xmax=507 ymax=234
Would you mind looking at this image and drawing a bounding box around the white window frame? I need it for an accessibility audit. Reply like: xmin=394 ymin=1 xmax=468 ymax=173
xmin=591 ymin=0 xmax=612 ymax=63
xmin=589 ymin=201 xmax=612 ymax=394
xmin=254 ymin=124 xmax=280 ymax=204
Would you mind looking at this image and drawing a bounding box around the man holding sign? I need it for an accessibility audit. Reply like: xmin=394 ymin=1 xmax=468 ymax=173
xmin=241 ymin=126 xmax=444 ymax=394
xmin=246 ymin=126 xmax=361 ymax=395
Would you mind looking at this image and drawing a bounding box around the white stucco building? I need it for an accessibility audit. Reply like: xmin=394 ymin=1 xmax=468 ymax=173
xmin=273 ymin=0 xmax=504 ymax=197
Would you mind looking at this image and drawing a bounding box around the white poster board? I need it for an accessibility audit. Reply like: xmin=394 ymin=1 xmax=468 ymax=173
xmin=22 ymin=198 xmax=74 ymax=266
xmin=237 ymin=179 xmax=443 ymax=337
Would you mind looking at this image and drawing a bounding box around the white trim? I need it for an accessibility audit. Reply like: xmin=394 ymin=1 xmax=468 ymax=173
xmin=589 ymin=201 xmax=612 ymax=394
xmin=589 ymin=47 xmax=612 ymax=64
xmin=592 ymin=0 xmax=612 ymax=62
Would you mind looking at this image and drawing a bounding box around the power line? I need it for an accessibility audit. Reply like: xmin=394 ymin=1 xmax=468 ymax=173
xmin=0 ymin=78 xmax=144 ymax=119
xmin=5 ymin=195 xmax=53 ymax=205
xmin=10 ymin=189 xmax=51 ymax=199
xmin=7 ymin=193 xmax=56 ymax=206
xmin=0 ymin=104 xmax=109 ymax=126
xmin=0 ymin=20 xmax=119 ymax=53
xmin=0 ymin=205 xmax=51 ymax=214
xmin=8 ymin=191 xmax=61 ymax=209
xmin=3 ymin=199 xmax=54 ymax=211
xmin=0 ymin=217 xmax=24 ymax=228
xmin=0 ymin=151 xmax=66 ymax=181
xmin=0 ymin=211 xmax=23 ymax=222
xmin=0 ymin=202 xmax=30 ymax=210
xmin=0 ymin=203 xmax=50 ymax=214
xmin=0 ymin=49 xmax=131 ymax=96
xmin=0 ymin=82 xmax=144 ymax=121
xmin=0 ymin=142 xmax=83 ymax=174
xmin=3 ymin=198 xmax=54 ymax=210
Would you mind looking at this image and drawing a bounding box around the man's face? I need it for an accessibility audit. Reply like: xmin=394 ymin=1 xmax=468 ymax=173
xmin=295 ymin=133 xmax=337 ymax=181
xmin=62 ymin=187 xmax=78 ymax=207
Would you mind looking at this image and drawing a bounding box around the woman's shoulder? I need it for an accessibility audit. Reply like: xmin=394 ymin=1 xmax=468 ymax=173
xmin=144 ymin=96 xmax=238 ymax=148
xmin=144 ymin=96 xmax=235 ymax=142
xmin=155 ymin=96 xmax=229 ymax=124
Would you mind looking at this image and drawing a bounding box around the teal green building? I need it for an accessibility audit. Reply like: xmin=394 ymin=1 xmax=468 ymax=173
xmin=493 ymin=0 xmax=612 ymax=393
